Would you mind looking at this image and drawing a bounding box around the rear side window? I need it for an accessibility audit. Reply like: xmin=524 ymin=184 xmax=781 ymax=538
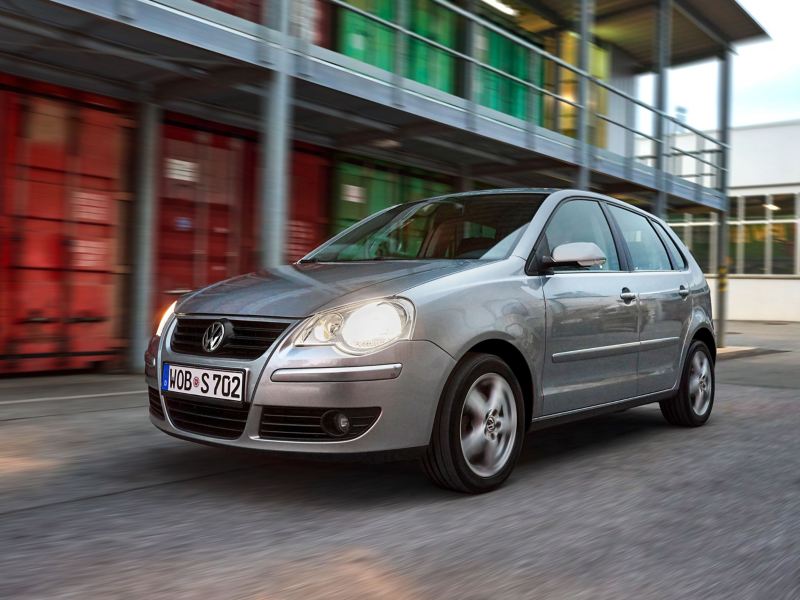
xmin=655 ymin=222 xmax=688 ymax=270
xmin=542 ymin=200 xmax=621 ymax=271
xmin=607 ymin=205 xmax=672 ymax=271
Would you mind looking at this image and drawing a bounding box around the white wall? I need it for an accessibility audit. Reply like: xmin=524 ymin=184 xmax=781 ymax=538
xmin=729 ymin=121 xmax=800 ymax=189
xmin=708 ymin=278 xmax=800 ymax=322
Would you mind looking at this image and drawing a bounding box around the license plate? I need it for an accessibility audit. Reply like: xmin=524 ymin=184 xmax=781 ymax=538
xmin=161 ymin=363 xmax=245 ymax=402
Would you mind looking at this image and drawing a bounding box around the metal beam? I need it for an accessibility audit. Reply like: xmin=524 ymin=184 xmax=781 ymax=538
xmin=470 ymin=158 xmax=559 ymax=177
xmin=155 ymin=66 xmax=267 ymax=101
xmin=416 ymin=136 xmax=516 ymax=165
xmin=575 ymin=0 xmax=593 ymax=189
xmin=0 ymin=11 xmax=200 ymax=79
xmin=335 ymin=121 xmax=450 ymax=148
xmin=292 ymin=98 xmax=396 ymax=134
xmin=594 ymin=4 xmax=652 ymax=24
xmin=715 ymin=49 xmax=732 ymax=348
xmin=519 ymin=0 xmax=571 ymax=31
xmin=129 ymin=101 xmax=161 ymax=370
xmin=673 ymin=0 xmax=729 ymax=48
xmin=653 ymin=0 xmax=672 ymax=218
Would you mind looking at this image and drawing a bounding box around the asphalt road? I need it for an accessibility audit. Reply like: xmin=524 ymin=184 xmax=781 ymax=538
xmin=1 ymin=322 xmax=798 ymax=599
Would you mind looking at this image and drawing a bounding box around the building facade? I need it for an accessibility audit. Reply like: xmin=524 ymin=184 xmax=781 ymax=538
xmin=0 ymin=0 xmax=765 ymax=373
xmin=668 ymin=120 xmax=800 ymax=321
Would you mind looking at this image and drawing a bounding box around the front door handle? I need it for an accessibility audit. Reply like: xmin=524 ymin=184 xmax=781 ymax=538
xmin=620 ymin=288 xmax=636 ymax=302
xmin=678 ymin=285 xmax=690 ymax=298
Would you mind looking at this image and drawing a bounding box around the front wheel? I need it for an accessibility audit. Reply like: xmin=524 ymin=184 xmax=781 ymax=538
xmin=660 ymin=340 xmax=715 ymax=427
xmin=422 ymin=353 xmax=525 ymax=493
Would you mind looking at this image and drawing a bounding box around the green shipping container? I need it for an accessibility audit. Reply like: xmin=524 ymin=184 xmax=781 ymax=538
xmin=332 ymin=161 xmax=453 ymax=235
xmin=407 ymin=0 xmax=458 ymax=93
xmin=477 ymin=27 xmax=544 ymax=124
xmin=338 ymin=0 xmax=396 ymax=73
xmin=337 ymin=0 xmax=458 ymax=95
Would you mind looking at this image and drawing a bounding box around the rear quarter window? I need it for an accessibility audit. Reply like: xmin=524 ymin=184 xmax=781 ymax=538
xmin=655 ymin=222 xmax=688 ymax=270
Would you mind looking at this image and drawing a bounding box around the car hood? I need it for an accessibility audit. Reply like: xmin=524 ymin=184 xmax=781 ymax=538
xmin=177 ymin=260 xmax=480 ymax=318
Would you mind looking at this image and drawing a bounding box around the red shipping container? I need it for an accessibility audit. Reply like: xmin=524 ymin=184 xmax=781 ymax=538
xmin=0 ymin=85 xmax=128 ymax=374
xmin=287 ymin=149 xmax=330 ymax=261
xmin=154 ymin=118 xmax=332 ymax=323
xmin=156 ymin=123 xmax=252 ymax=319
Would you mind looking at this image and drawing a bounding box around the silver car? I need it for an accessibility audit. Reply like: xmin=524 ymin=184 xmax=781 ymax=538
xmin=145 ymin=189 xmax=716 ymax=493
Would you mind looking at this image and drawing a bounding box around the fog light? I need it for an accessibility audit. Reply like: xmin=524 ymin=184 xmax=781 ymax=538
xmin=335 ymin=413 xmax=350 ymax=434
xmin=321 ymin=410 xmax=351 ymax=437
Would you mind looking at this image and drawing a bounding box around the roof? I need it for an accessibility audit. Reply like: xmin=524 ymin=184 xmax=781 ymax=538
xmin=518 ymin=0 xmax=768 ymax=70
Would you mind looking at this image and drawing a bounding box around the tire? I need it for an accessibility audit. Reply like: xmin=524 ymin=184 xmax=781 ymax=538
xmin=660 ymin=340 xmax=715 ymax=427
xmin=422 ymin=352 xmax=525 ymax=493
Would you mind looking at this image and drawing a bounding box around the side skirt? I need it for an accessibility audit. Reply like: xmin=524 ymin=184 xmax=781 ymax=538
xmin=527 ymin=388 xmax=676 ymax=432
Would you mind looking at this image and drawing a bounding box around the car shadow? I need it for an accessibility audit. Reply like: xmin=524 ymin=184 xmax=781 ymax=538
xmin=517 ymin=405 xmax=669 ymax=468
xmin=145 ymin=406 xmax=672 ymax=506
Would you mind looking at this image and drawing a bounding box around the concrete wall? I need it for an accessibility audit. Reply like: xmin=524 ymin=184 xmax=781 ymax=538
xmin=708 ymin=278 xmax=800 ymax=322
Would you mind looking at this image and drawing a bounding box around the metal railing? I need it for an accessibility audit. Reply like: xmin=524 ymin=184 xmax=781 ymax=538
xmin=192 ymin=0 xmax=727 ymax=193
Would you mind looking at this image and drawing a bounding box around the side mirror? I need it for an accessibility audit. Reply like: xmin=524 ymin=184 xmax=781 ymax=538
xmin=541 ymin=242 xmax=607 ymax=270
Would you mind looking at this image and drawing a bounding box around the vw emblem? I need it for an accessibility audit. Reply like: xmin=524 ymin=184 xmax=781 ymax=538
xmin=202 ymin=321 xmax=227 ymax=353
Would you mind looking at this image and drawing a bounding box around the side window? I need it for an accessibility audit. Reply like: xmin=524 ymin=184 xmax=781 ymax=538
xmin=655 ymin=222 xmax=688 ymax=270
xmin=607 ymin=205 xmax=672 ymax=271
xmin=542 ymin=200 xmax=620 ymax=271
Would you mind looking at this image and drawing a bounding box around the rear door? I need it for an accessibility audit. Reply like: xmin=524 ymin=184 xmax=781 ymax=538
xmin=605 ymin=204 xmax=692 ymax=395
xmin=539 ymin=199 xmax=640 ymax=415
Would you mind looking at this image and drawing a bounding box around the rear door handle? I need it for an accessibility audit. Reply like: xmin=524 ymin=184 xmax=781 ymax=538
xmin=679 ymin=285 xmax=690 ymax=298
xmin=620 ymin=288 xmax=636 ymax=302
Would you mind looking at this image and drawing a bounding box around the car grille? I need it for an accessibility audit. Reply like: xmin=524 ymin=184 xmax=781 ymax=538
xmin=259 ymin=406 xmax=381 ymax=441
xmin=148 ymin=387 xmax=165 ymax=420
xmin=164 ymin=395 xmax=250 ymax=439
xmin=170 ymin=317 xmax=290 ymax=359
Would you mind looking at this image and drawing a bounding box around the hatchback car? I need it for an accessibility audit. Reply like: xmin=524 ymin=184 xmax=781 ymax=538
xmin=146 ymin=189 xmax=716 ymax=493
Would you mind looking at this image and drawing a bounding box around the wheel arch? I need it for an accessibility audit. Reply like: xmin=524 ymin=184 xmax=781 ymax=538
xmin=691 ymin=326 xmax=717 ymax=362
xmin=464 ymin=339 xmax=535 ymax=426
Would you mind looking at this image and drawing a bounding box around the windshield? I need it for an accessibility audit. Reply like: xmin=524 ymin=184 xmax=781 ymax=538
xmin=303 ymin=194 xmax=545 ymax=262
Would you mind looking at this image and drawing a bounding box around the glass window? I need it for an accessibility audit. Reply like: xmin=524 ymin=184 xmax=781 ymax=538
xmin=744 ymin=196 xmax=766 ymax=221
xmin=542 ymin=200 xmax=620 ymax=271
xmin=743 ymin=224 xmax=766 ymax=274
xmin=729 ymin=224 xmax=742 ymax=275
xmin=771 ymin=223 xmax=796 ymax=275
xmin=655 ymin=223 xmax=687 ymax=270
xmin=306 ymin=194 xmax=545 ymax=262
xmin=768 ymin=195 xmax=796 ymax=220
xmin=690 ymin=225 xmax=712 ymax=273
xmin=607 ymin=205 xmax=672 ymax=271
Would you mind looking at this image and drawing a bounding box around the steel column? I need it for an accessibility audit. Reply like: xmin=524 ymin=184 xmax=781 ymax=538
xmin=260 ymin=0 xmax=293 ymax=268
xmin=715 ymin=49 xmax=732 ymax=347
xmin=654 ymin=0 xmax=672 ymax=218
xmin=575 ymin=0 xmax=594 ymax=189
xmin=129 ymin=101 xmax=161 ymax=370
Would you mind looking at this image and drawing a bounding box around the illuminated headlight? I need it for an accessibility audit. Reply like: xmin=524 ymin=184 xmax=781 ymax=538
xmin=296 ymin=298 xmax=415 ymax=355
xmin=155 ymin=301 xmax=177 ymax=337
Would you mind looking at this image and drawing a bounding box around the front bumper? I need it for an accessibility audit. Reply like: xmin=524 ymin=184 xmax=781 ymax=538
xmin=147 ymin=326 xmax=455 ymax=455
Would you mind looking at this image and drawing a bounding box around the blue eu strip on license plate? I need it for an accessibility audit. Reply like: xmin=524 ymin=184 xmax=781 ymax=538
xmin=161 ymin=364 xmax=170 ymax=391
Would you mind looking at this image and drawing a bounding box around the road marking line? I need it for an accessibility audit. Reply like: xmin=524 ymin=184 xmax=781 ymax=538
xmin=0 ymin=390 xmax=144 ymax=406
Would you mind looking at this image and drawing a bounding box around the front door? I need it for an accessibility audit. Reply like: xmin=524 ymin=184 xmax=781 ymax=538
xmin=540 ymin=199 xmax=640 ymax=415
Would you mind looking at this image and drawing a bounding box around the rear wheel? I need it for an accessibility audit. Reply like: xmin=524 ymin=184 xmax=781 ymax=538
xmin=422 ymin=353 xmax=525 ymax=493
xmin=660 ymin=340 xmax=715 ymax=427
